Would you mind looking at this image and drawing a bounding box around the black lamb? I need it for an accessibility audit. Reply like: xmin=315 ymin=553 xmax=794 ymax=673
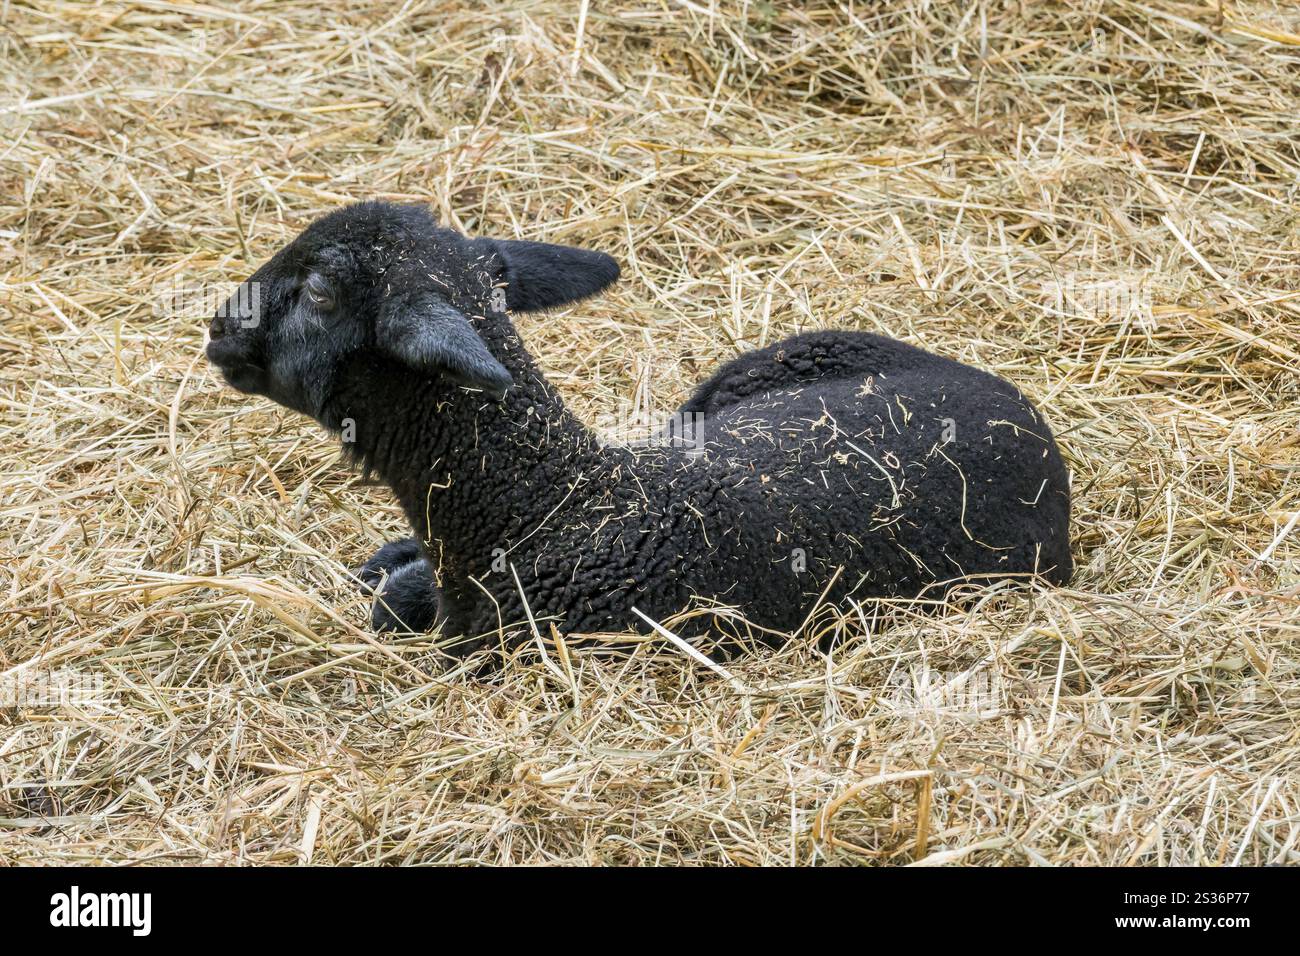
xmin=206 ymin=202 xmax=1071 ymax=656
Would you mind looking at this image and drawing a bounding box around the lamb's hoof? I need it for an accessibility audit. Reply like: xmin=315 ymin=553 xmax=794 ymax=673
xmin=355 ymin=537 xmax=424 ymax=594
xmin=370 ymin=560 xmax=439 ymax=633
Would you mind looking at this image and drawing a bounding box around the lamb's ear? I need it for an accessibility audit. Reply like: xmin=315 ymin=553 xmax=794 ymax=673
xmin=478 ymin=238 xmax=619 ymax=312
xmin=377 ymin=297 xmax=513 ymax=397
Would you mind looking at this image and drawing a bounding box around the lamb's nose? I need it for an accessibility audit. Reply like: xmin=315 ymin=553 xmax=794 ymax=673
xmin=209 ymin=313 xmax=226 ymax=340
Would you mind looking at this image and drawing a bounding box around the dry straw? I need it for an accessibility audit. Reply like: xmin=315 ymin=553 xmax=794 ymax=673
xmin=1 ymin=0 xmax=1298 ymax=865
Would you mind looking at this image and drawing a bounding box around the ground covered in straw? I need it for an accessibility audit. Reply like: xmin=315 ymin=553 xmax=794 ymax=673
xmin=2 ymin=1 xmax=1299 ymax=865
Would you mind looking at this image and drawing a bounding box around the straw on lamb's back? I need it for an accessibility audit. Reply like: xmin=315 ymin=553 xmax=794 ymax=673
xmin=655 ymin=331 xmax=1072 ymax=626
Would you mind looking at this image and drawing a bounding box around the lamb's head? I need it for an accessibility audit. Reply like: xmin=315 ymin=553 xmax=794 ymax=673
xmin=206 ymin=201 xmax=619 ymax=420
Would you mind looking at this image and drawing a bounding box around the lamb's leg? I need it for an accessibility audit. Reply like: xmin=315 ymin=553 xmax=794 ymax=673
xmin=356 ymin=537 xmax=440 ymax=633
xmin=354 ymin=539 xmax=489 ymax=647
xmin=369 ymin=560 xmax=440 ymax=633
xmin=355 ymin=537 xmax=424 ymax=593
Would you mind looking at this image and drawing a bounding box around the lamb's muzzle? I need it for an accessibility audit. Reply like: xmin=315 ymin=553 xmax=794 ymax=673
xmin=207 ymin=201 xmax=1072 ymax=654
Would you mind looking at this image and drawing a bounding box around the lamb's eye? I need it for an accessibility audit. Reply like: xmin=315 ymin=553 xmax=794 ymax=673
xmin=303 ymin=274 xmax=335 ymax=309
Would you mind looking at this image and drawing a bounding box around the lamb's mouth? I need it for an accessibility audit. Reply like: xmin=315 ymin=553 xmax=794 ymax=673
xmin=212 ymin=359 xmax=268 ymax=395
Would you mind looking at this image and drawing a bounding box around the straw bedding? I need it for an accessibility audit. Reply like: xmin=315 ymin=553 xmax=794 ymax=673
xmin=1 ymin=0 xmax=1298 ymax=865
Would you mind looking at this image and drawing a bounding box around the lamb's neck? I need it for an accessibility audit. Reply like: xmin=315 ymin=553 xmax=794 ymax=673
xmin=327 ymin=351 xmax=613 ymax=576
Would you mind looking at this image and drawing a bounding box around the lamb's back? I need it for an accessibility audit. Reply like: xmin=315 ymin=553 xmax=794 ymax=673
xmin=675 ymin=343 xmax=1072 ymax=609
